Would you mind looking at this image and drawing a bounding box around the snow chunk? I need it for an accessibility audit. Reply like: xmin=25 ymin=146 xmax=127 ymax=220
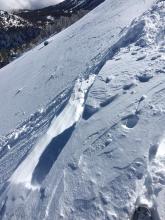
xmin=157 ymin=137 xmax=165 ymax=157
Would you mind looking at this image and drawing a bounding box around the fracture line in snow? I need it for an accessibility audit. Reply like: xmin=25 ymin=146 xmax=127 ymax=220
xmin=10 ymin=75 xmax=95 ymax=189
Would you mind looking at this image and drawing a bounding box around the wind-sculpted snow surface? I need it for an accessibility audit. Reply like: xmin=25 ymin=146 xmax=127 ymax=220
xmin=10 ymin=75 xmax=95 ymax=189
xmin=0 ymin=0 xmax=164 ymax=219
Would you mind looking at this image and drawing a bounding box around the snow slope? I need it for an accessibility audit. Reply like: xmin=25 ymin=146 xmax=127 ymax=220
xmin=0 ymin=0 xmax=164 ymax=219
xmin=0 ymin=0 xmax=154 ymax=135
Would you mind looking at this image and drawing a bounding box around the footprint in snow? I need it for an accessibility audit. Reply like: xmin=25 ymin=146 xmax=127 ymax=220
xmin=136 ymin=73 xmax=153 ymax=83
xmin=151 ymin=54 xmax=161 ymax=61
xmin=122 ymin=114 xmax=139 ymax=129
xmin=131 ymin=205 xmax=152 ymax=220
xmin=136 ymin=55 xmax=146 ymax=61
xmin=123 ymin=82 xmax=136 ymax=91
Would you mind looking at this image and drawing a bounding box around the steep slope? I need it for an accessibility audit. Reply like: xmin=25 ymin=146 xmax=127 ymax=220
xmin=0 ymin=0 xmax=164 ymax=219
xmin=0 ymin=0 xmax=154 ymax=135
xmin=0 ymin=0 xmax=105 ymax=69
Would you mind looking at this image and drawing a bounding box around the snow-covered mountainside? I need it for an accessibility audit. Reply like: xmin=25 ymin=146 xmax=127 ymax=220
xmin=16 ymin=0 xmax=105 ymax=21
xmin=0 ymin=0 xmax=164 ymax=219
xmin=0 ymin=10 xmax=41 ymax=68
xmin=0 ymin=11 xmax=30 ymax=29
xmin=0 ymin=0 xmax=104 ymax=69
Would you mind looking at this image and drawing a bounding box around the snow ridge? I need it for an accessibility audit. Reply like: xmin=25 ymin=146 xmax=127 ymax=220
xmin=10 ymin=75 xmax=95 ymax=189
